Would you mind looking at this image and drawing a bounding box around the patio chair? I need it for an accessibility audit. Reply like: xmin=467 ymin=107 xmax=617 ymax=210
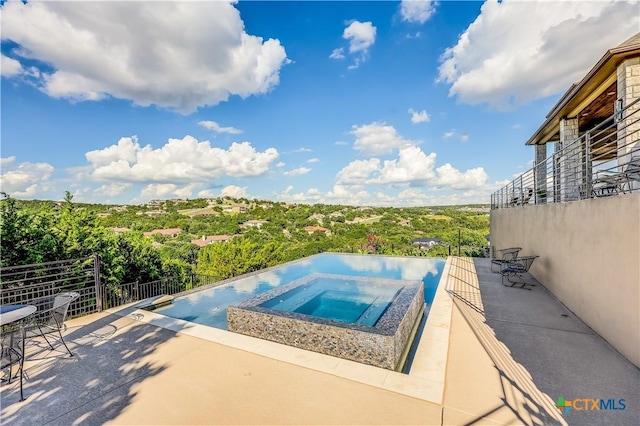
xmin=501 ymin=256 xmax=539 ymax=289
xmin=509 ymin=188 xmax=534 ymax=206
xmin=26 ymin=292 xmax=80 ymax=357
xmin=1 ymin=325 xmax=27 ymax=401
xmin=491 ymin=247 xmax=522 ymax=273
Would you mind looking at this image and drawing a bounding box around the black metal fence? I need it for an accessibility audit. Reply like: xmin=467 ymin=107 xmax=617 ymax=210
xmin=1 ymin=256 xmax=223 ymax=319
xmin=0 ymin=256 xmax=100 ymax=318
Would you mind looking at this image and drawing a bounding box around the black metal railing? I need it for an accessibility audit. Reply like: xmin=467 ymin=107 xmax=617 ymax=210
xmin=0 ymin=256 xmax=99 ymax=319
xmin=492 ymin=97 xmax=640 ymax=209
xmin=1 ymin=256 xmax=223 ymax=318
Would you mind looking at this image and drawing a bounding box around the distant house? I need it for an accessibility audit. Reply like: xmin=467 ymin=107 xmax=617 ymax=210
xmin=328 ymin=211 xmax=344 ymax=218
xmin=143 ymin=228 xmax=182 ymax=238
xmin=307 ymin=213 xmax=325 ymax=223
xmin=191 ymin=235 xmax=231 ymax=247
xmin=97 ymin=213 xmax=111 ymax=218
xmin=398 ymin=219 xmax=412 ymax=227
xmin=241 ymin=220 xmax=267 ymax=228
xmin=143 ymin=210 xmax=165 ymax=217
xmin=304 ymin=225 xmax=331 ymax=236
xmin=112 ymin=227 xmax=131 ymax=234
xmin=146 ymin=199 xmax=163 ymax=208
xmin=108 ymin=206 xmax=128 ymax=212
xmin=412 ymin=237 xmax=442 ymax=249
xmin=222 ymin=204 xmax=248 ymax=214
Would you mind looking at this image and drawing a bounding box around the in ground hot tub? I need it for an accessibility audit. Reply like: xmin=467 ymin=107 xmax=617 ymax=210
xmin=227 ymin=273 xmax=424 ymax=370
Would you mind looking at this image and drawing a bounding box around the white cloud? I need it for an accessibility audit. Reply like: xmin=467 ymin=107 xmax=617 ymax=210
xmin=94 ymin=183 xmax=130 ymax=197
xmin=329 ymin=48 xmax=345 ymax=60
xmin=1 ymin=1 xmax=289 ymax=113
xmin=276 ymin=162 xmax=286 ymax=168
xmin=400 ymin=1 xmax=438 ymax=24
xmin=292 ymin=148 xmax=312 ymax=153
xmin=344 ymin=21 xmax=377 ymax=54
xmin=438 ymin=0 xmax=639 ymax=109
xmin=1 ymin=156 xmax=17 ymax=168
xmin=375 ymin=146 xmax=437 ymax=184
xmin=85 ymin=135 xmax=279 ymax=183
xmin=307 ymin=158 xmax=320 ymax=163
xmin=136 ymin=182 xmax=202 ymax=201
xmin=199 ymin=121 xmax=242 ymax=134
xmin=335 ymin=141 xmax=348 ymax=146
xmin=409 ymin=108 xmax=430 ymax=123
xmin=1 ymin=55 xmax=23 ymax=77
xmin=351 ymin=122 xmax=416 ymax=156
xmin=284 ymin=167 xmax=311 ymax=177
xmin=140 ymin=184 xmax=180 ymax=200
xmin=220 ymin=185 xmax=248 ymax=198
xmin=443 ymin=129 xmax=468 ymax=141
xmin=435 ymin=164 xmax=487 ymax=189
xmin=279 ymin=187 xmax=323 ymax=203
xmin=335 ymin=145 xmax=487 ymax=190
xmin=332 ymin=21 xmax=377 ymax=69
xmin=325 ymin=184 xmax=371 ymax=205
xmin=0 ymin=158 xmax=55 ymax=198
xmin=336 ymin=158 xmax=381 ymax=185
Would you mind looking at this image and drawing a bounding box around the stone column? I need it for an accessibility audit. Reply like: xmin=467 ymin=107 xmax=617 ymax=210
xmin=617 ymin=57 xmax=640 ymax=191
xmin=559 ymin=117 xmax=580 ymax=201
xmin=535 ymin=144 xmax=547 ymax=203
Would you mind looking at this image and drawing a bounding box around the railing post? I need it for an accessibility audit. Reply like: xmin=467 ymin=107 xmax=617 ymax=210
xmin=584 ymin=131 xmax=592 ymax=199
xmin=94 ymin=255 xmax=103 ymax=311
xmin=133 ymin=281 xmax=139 ymax=301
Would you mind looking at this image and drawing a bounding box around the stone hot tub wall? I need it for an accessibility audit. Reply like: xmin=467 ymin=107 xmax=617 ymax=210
xmin=227 ymin=273 xmax=425 ymax=370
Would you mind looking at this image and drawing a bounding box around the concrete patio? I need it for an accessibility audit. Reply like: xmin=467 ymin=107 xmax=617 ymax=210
xmin=1 ymin=257 xmax=638 ymax=425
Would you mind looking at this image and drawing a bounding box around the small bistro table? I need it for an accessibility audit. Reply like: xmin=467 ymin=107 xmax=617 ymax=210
xmin=1 ymin=304 xmax=37 ymax=401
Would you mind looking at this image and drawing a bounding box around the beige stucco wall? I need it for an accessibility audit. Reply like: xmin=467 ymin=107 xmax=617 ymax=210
xmin=490 ymin=194 xmax=640 ymax=367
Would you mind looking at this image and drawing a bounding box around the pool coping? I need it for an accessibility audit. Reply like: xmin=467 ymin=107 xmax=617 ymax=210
xmin=106 ymin=255 xmax=454 ymax=404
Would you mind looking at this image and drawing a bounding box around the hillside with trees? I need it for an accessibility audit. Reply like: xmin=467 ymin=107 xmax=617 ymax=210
xmin=0 ymin=192 xmax=490 ymax=286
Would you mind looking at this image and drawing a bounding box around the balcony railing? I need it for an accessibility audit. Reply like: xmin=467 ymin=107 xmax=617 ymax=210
xmin=491 ymin=97 xmax=640 ymax=209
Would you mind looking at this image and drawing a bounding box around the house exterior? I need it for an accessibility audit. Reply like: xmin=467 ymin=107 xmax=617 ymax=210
xmin=191 ymin=235 xmax=231 ymax=247
xmin=112 ymin=227 xmax=131 ymax=234
xmin=490 ymin=33 xmax=640 ymax=367
xmin=411 ymin=237 xmax=441 ymax=249
xmin=143 ymin=228 xmax=182 ymax=238
xmin=241 ymin=220 xmax=267 ymax=228
xmin=304 ymin=226 xmax=331 ymax=236
xmin=222 ymin=204 xmax=248 ymax=214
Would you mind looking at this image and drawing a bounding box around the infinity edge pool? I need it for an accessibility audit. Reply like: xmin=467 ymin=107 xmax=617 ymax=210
xmin=106 ymin=254 xmax=454 ymax=404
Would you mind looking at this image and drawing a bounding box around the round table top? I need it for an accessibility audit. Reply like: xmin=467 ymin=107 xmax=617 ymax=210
xmin=0 ymin=304 xmax=37 ymax=327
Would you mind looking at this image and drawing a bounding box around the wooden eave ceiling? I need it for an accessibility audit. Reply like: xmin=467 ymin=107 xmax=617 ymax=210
xmin=526 ymin=45 xmax=640 ymax=146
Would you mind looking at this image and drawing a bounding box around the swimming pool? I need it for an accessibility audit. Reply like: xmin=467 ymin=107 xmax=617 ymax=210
xmin=153 ymin=253 xmax=445 ymax=330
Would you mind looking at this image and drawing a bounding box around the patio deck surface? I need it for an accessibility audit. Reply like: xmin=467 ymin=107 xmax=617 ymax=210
xmin=1 ymin=257 xmax=638 ymax=425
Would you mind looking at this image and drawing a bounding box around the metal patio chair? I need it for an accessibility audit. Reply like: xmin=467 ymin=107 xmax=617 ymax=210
xmin=501 ymin=256 xmax=539 ymax=289
xmin=491 ymin=247 xmax=522 ymax=273
xmin=26 ymin=292 xmax=80 ymax=357
xmin=1 ymin=323 xmax=28 ymax=401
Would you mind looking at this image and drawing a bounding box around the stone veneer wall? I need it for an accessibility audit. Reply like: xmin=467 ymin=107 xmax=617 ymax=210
xmin=227 ymin=275 xmax=425 ymax=371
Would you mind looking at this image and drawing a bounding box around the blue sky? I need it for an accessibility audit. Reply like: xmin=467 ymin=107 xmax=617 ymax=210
xmin=1 ymin=0 xmax=638 ymax=206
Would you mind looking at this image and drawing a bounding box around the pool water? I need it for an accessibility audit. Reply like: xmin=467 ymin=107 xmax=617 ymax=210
xmin=260 ymin=277 xmax=403 ymax=326
xmin=153 ymin=253 xmax=445 ymax=330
